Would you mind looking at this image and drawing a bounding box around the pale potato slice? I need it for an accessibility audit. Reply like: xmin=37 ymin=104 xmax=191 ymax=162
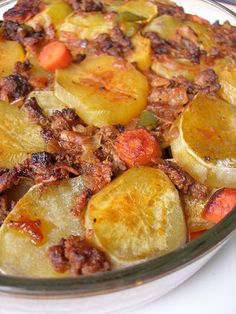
xmin=27 ymin=0 xmax=72 ymax=29
xmin=0 ymin=101 xmax=46 ymax=168
xmin=55 ymin=55 xmax=149 ymax=126
xmin=58 ymin=12 xmax=115 ymax=41
xmin=85 ymin=167 xmax=187 ymax=265
xmin=0 ymin=177 xmax=86 ymax=277
xmin=29 ymin=91 xmax=67 ymax=114
xmin=0 ymin=40 xmax=25 ymax=79
xmin=181 ymin=192 xmax=214 ymax=233
xmin=171 ymin=94 xmax=236 ymax=188
xmin=118 ymin=0 xmax=157 ymax=22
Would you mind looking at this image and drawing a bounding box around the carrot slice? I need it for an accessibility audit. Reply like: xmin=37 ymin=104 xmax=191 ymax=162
xmin=189 ymin=230 xmax=206 ymax=241
xmin=116 ymin=129 xmax=161 ymax=167
xmin=203 ymin=188 xmax=236 ymax=224
xmin=38 ymin=41 xmax=72 ymax=72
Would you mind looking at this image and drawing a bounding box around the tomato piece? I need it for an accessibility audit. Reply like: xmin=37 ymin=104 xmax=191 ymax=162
xmin=116 ymin=129 xmax=161 ymax=167
xmin=189 ymin=230 xmax=206 ymax=241
xmin=203 ymin=188 xmax=236 ymax=224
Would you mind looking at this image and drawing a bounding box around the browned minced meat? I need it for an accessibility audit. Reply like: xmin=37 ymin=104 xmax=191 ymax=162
xmin=0 ymin=169 xmax=20 ymax=193
xmin=0 ymin=73 xmax=33 ymax=103
xmin=48 ymin=235 xmax=111 ymax=275
xmin=3 ymin=0 xmax=43 ymax=24
xmin=94 ymin=126 xmax=127 ymax=175
xmin=72 ymin=189 xmax=93 ymax=216
xmin=176 ymin=38 xmax=202 ymax=64
xmin=194 ymin=68 xmax=221 ymax=95
xmin=212 ymin=21 xmax=236 ymax=59
xmin=13 ymin=60 xmax=32 ymax=79
xmin=157 ymin=160 xmax=208 ymax=200
xmin=94 ymin=27 xmax=133 ymax=57
xmin=24 ymin=97 xmax=48 ymax=126
xmin=50 ymin=109 xmax=80 ymax=136
xmin=2 ymin=20 xmax=45 ymax=50
xmin=65 ymin=0 xmax=103 ymax=12
xmin=145 ymin=32 xmax=171 ymax=55
xmin=0 ymin=195 xmax=9 ymax=227
xmin=157 ymin=2 xmax=186 ymax=19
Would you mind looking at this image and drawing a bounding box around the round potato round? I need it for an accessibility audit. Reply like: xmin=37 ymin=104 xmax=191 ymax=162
xmin=171 ymin=94 xmax=236 ymax=188
xmin=85 ymin=167 xmax=187 ymax=265
xmin=55 ymin=55 xmax=149 ymax=127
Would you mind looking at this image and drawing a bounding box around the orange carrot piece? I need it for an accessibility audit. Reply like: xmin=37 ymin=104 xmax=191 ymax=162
xmin=38 ymin=41 xmax=72 ymax=72
xmin=116 ymin=129 xmax=161 ymax=167
xmin=189 ymin=230 xmax=206 ymax=241
xmin=203 ymin=188 xmax=236 ymax=224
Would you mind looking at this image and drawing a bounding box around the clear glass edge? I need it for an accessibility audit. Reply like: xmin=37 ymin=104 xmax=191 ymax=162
xmin=0 ymin=0 xmax=235 ymax=297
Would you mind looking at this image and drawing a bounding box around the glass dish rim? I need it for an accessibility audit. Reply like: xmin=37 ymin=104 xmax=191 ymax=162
xmin=0 ymin=0 xmax=236 ymax=298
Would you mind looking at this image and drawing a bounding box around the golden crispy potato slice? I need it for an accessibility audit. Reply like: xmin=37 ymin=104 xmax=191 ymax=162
xmin=214 ymin=58 xmax=236 ymax=105
xmin=0 ymin=101 xmax=46 ymax=168
xmin=127 ymin=34 xmax=152 ymax=71
xmin=85 ymin=167 xmax=187 ymax=265
xmin=55 ymin=55 xmax=149 ymax=126
xmin=0 ymin=40 xmax=25 ymax=79
xmin=27 ymin=0 xmax=72 ymax=29
xmin=29 ymin=91 xmax=67 ymax=114
xmin=171 ymin=94 xmax=236 ymax=188
xmin=0 ymin=177 xmax=86 ymax=277
xmin=58 ymin=12 xmax=115 ymax=41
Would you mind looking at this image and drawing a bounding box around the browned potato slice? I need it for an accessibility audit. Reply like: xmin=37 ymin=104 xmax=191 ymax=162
xmin=127 ymin=34 xmax=152 ymax=71
xmin=85 ymin=167 xmax=187 ymax=265
xmin=0 ymin=101 xmax=46 ymax=167
xmin=171 ymin=94 xmax=236 ymax=188
xmin=0 ymin=40 xmax=25 ymax=79
xmin=0 ymin=177 xmax=86 ymax=277
xmin=55 ymin=55 xmax=149 ymax=126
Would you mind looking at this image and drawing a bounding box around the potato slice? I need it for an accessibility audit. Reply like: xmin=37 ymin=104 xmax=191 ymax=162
xmin=29 ymin=91 xmax=67 ymax=114
xmin=127 ymin=34 xmax=152 ymax=71
xmin=85 ymin=167 xmax=187 ymax=265
xmin=181 ymin=192 xmax=214 ymax=233
xmin=214 ymin=58 xmax=236 ymax=106
xmin=185 ymin=21 xmax=213 ymax=52
xmin=171 ymin=94 xmax=236 ymax=188
xmin=0 ymin=177 xmax=86 ymax=277
xmin=118 ymin=0 xmax=157 ymax=22
xmin=0 ymin=40 xmax=25 ymax=79
xmin=55 ymin=55 xmax=149 ymax=126
xmin=0 ymin=101 xmax=46 ymax=168
xmin=58 ymin=12 xmax=115 ymax=41
xmin=27 ymin=0 xmax=72 ymax=29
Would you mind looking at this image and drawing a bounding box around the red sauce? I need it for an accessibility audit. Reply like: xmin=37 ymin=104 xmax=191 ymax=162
xmin=8 ymin=218 xmax=44 ymax=245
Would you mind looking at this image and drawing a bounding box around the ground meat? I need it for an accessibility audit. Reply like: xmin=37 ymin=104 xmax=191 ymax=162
xmin=0 ymin=195 xmax=9 ymax=227
xmin=157 ymin=160 xmax=208 ymax=199
xmin=2 ymin=20 xmax=45 ymax=51
xmin=178 ymin=38 xmax=202 ymax=64
xmin=24 ymin=97 xmax=48 ymax=126
xmin=145 ymin=32 xmax=170 ymax=55
xmin=13 ymin=60 xmax=32 ymax=78
xmin=94 ymin=27 xmax=132 ymax=57
xmin=65 ymin=0 xmax=103 ymax=12
xmin=157 ymin=3 xmax=186 ymax=19
xmin=94 ymin=126 xmax=127 ymax=175
xmin=50 ymin=109 xmax=80 ymax=135
xmin=48 ymin=235 xmax=111 ymax=275
xmin=31 ymin=152 xmax=55 ymax=167
xmin=72 ymin=189 xmax=93 ymax=216
xmin=0 ymin=169 xmax=20 ymax=193
xmin=0 ymin=74 xmax=32 ymax=103
xmin=3 ymin=0 xmax=43 ymax=24
xmin=194 ymin=69 xmax=221 ymax=95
